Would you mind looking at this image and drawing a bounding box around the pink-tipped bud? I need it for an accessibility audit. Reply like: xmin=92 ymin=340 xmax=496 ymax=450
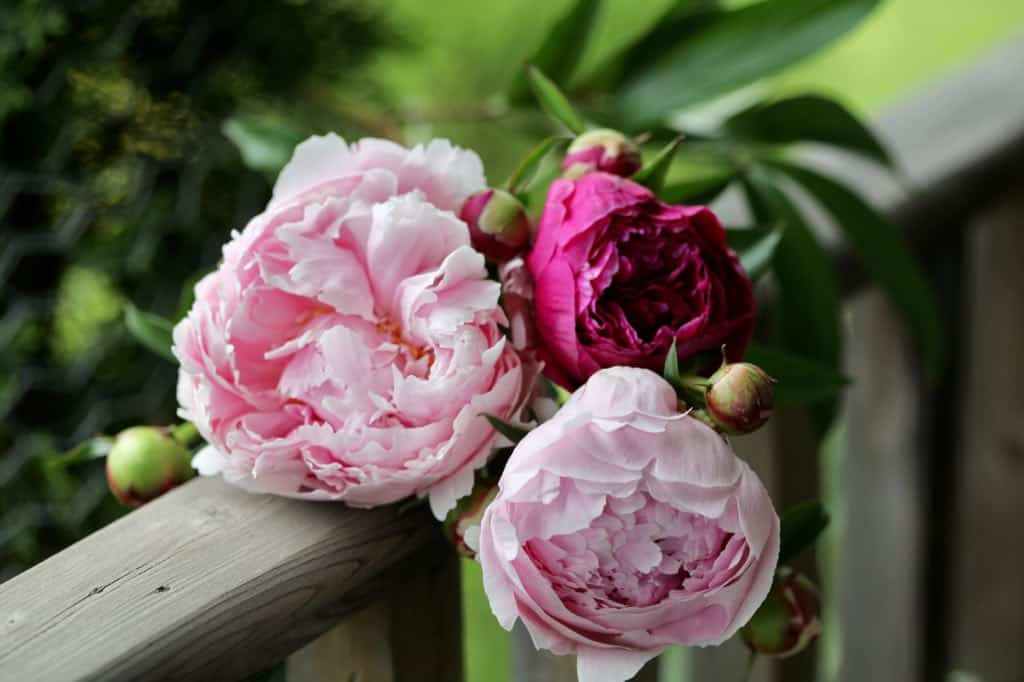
xmin=742 ymin=568 xmax=822 ymax=658
xmin=460 ymin=189 xmax=531 ymax=263
xmin=444 ymin=478 xmax=499 ymax=558
xmin=106 ymin=426 xmax=194 ymax=507
xmin=561 ymin=129 xmax=641 ymax=178
xmin=705 ymin=362 xmax=775 ymax=434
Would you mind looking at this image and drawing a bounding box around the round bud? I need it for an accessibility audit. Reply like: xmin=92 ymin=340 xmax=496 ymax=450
xmin=705 ymin=362 xmax=774 ymax=434
xmin=561 ymin=128 xmax=641 ymax=178
xmin=106 ymin=426 xmax=194 ymax=507
xmin=741 ymin=568 xmax=822 ymax=658
xmin=460 ymin=189 xmax=531 ymax=263
xmin=443 ymin=478 xmax=499 ymax=559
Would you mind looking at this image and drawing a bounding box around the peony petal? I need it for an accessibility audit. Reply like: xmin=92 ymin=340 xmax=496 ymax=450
xmin=576 ymin=647 xmax=659 ymax=682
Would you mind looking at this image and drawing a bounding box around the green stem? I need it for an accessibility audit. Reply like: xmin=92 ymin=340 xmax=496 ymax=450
xmin=172 ymin=422 xmax=201 ymax=447
xmin=742 ymin=650 xmax=758 ymax=682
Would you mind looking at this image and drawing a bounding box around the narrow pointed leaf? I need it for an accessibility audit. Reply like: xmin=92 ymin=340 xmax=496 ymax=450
xmin=486 ymin=415 xmax=531 ymax=444
xmin=663 ymin=338 xmax=684 ymax=394
xmin=767 ymin=159 xmax=945 ymax=381
xmin=744 ymin=343 xmax=850 ymax=406
xmin=614 ymin=0 xmax=880 ymax=126
xmin=726 ymin=94 xmax=893 ymax=168
xmin=726 ymin=226 xmax=783 ymax=281
xmin=510 ymin=0 xmax=603 ymax=102
xmin=779 ymin=500 xmax=830 ymax=563
xmin=742 ymin=167 xmax=842 ymax=433
xmin=528 ymin=66 xmax=586 ymax=134
xmin=125 ymin=304 xmax=176 ymax=362
xmin=634 ymin=137 xmax=685 ymax=193
xmin=507 ymin=136 xmax=571 ymax=194
xmin=660 ymin=174 xmax=733 ymax=204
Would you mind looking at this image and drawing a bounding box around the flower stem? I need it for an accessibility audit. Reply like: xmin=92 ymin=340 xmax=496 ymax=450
xmin=742 ymin=650 xmax=758 ymax=682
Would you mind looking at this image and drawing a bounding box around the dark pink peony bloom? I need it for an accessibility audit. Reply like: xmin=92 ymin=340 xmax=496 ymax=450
xmin=527 ymin=172 xmax=755 ymax=388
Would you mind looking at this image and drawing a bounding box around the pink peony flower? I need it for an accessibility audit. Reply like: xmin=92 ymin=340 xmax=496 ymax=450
xmin=175 ymin=134 xmax=528 ymax=518
xmin=478 ymin=367 xmax=779 ymax=682
xmin=527 ymin=172 xmax=755 ymax=388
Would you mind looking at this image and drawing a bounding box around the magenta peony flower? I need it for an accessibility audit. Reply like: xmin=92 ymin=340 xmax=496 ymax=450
xmin=479 ymin=367 xmax=779 ymax=682
xmin=527 ymin=172 xmax=755 ymax=388
xmin=175 ymin=134 xmax=529 ymax=518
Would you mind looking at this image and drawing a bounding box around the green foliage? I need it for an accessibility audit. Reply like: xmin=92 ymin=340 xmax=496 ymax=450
xmin=609 ymin=0 xmax=881 ymax=126
xmin=633 ymin=136 xmax=685 ymax=193
xmin=779 ymin=500 xmax=831 ymax=563
xmin=725 ymin=226 xmax=783 ymax=282
xmin=527 ymin=66 xmax=587 ymax=134
xmin=0 ymin=0 xmax=391 ymax=574
xmin=509 ymin=0 xmax=603 ymax=102
xmin=765 ymin=159 xmax=946 ymax=380
xmin=506 ymin=136 xmax=572 ymax=195
xmin=726 ymin=94 xmax=893 ymax=167
xmin=744 ymin=344 xmax=850 ymax=406
xmin=124 ymin=305 xmax=175 ymax=362
xmin=485 ymin=415 xmax=531 ymax=444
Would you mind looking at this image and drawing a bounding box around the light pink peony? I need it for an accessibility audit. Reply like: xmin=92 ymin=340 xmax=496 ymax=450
xmin=478 ymin=367 xmax=779 ymax=682
xmin=175 ymin=134 xmax=528 ymax=518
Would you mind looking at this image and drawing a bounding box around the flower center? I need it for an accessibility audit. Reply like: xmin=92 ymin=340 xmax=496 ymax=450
xmin=525 ymin=494 xmax=749 ymax=612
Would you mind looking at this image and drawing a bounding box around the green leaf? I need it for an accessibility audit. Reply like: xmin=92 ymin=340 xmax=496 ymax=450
xmin=779 ymin=500 xmax=830 ymax=563
xmin=663 ymin=338 xmax=685 ymax=394
xmin=223 ymin=115 xmax=305 ymax=175
xmin=124 ymin=304 xmax=176 ymax=362
xmin=527 ymin=66 xmax=587 ymax=134
xmin=726 ymin=94 xmax=893 ymax=167
xmin=634 ymin=137 xmax=685 ymax=193
xmin=744 ymin=343 xmax=850 ymax=406
xmin=543 ymin=377 xmax=574 ymax=407
xmin=660 ymin=174 xmax=733 ymax=204
xmin=507 ymin=136 xmax=571 ymax=194
xmin=766 ymin=159 xmax=946 ymax=381
xmin=742 ymin=167 xmax=842 ymax=432
xmin=726 ymin=226 xmax=783 ymax=281
xmin=614 ymin=0 xmax=880 ymax=126
xmin=510 ymin=0 xmax=603 ymax=102
xmin=485 ymin=415 xmax=531 ymax=444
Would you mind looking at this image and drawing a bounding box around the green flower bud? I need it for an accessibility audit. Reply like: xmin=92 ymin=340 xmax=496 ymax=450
xmin=106 ymin=426 xmax=194 ymax=507
xmin=705 ymin=362 xmax=775 ymax=434
xmin=742 ymin=568 xmax=822 ymax=658
xmin=443 ymin=478 xmax=499 ymax=559
xmin=460 ymin=189 xmax=531 ymax=262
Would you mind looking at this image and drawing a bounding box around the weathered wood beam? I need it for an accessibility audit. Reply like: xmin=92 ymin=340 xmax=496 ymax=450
xmin=0 ymin=476 xmax=446 ymax=682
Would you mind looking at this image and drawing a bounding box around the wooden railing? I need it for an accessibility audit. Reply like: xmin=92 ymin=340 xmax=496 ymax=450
xmin=2 ymin=33 xmax=1024 ymax=682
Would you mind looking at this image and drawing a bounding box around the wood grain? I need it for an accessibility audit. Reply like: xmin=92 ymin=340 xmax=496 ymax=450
xmin=287 ymin=547 xmax=462 ymax=682
xmin=0 ymin=476 xmax=447 ymax=682
xmin=947 ymin=196 xmax=1024 ymax=681
xmin=837 ymin=290 xmax=925 ymax=682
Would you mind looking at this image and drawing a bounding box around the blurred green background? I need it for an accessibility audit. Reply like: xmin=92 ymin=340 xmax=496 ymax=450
xmin=2 ymin=0 xmax=1023 ymax=680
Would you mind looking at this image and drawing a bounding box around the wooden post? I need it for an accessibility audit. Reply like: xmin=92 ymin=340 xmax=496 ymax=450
xmin=287 ymin=546 xmax=463 ymax=682
xmin=946 ymin=196 xmax=1024 ymax=679
xmin=836 ymin=290 xmax=926 ymax=682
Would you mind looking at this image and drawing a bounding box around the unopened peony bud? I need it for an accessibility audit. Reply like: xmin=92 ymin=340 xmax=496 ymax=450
xmin=705 ymin=362 xmax=775 ymax=434
xmin=460 ymin=189 xmax=531 ymax=263
xmin=742 ymin=569 xmax=822 ymax=658
xmin=444 ymin=479 xmax=499 ymax=558
xmin=562 ymin=128 xmax=641 ymax=178
xmin=106 ymin=426 xmax=194 ymax=507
